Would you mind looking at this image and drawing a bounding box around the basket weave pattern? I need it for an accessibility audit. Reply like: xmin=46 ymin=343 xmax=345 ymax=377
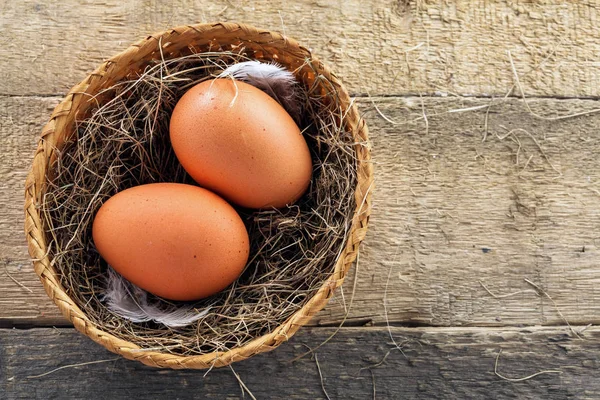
xmin=24 ymin=22 xmax=373 ymax=369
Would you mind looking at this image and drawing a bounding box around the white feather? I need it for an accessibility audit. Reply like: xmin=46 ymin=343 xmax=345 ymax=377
xmin=217 ymin=60 xmax=302 ymax=122
xmin=218 ymin=60 xmax=296 ymax=84
xmin=102 ymin=267 xmax=209 ymax=328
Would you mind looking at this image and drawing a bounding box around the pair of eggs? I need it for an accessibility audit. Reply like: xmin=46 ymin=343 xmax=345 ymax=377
xmin=92 ymin=79 xmax=313 ymax=301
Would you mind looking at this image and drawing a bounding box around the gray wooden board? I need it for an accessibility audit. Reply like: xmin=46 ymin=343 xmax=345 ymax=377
xmin=3 ymin=95 xmax=600 ymax=328
xmin=2 ymin=1 xmax=600 ymax=97
xmin=1 ymin=326 xmax=598 ymax=399
xmin=0 ymin=96 xmax=65 ymax=326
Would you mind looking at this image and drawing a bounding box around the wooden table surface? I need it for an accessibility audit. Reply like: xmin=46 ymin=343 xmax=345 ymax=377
xmin=3 ymin=1 xmax=600 ymax=399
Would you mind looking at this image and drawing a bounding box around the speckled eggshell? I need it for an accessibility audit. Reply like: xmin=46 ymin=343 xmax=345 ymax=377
xmin=92 ymin=183 xmax=250 ymax=301
xmin=169 ymin=79 xmax=313 ymax=209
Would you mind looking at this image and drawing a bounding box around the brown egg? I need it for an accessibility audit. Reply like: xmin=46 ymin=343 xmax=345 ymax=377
xmin=92 ymin=183 xmax=250 ymax=301
xmin=169 ymin=79 xmax=312 ymax=209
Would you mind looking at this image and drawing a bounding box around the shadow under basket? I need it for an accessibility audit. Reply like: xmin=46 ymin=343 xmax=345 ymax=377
xmin=24 ymin=22 xmax=373 ymax=369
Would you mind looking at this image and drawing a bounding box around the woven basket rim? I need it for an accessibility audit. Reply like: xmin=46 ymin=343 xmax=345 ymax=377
xmin=24 ymin=21 xmax=373 ymax=369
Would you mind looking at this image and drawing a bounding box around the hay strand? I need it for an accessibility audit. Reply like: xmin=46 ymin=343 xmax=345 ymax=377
xmin=315 ymin=353 xmax=332 ymax=400
xmin=4 ymin=263 xmax=33 ymax=294
xmin=27 ymin=358 xmax=120 ymax=379
xmin=494 ymin=349 xmax=562 ymax=382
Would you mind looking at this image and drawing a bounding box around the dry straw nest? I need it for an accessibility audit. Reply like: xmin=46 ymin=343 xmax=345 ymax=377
xmin=24 ymin=22 xmax=373 ymax=369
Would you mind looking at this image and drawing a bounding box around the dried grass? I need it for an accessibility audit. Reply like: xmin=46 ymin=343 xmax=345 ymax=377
xmin=41 ymin=51 xmax=358 ymax=356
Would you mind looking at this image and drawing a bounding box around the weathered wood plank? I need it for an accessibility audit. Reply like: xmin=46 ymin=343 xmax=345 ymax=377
xmin=3 ymin=95 xmax=600 ymax=328
xmin=1 ymin=326 xmax=598 ymax=399
xmin=2 ymin=0 xmax=600 ymax=97
xmin=0 ymin=96 xmax=65 ymax=326
xmin=321 ymin=95 xmax=600 ymax=327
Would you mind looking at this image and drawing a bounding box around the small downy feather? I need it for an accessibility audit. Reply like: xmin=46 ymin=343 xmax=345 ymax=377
xmin=218 ymin=61 xmax=302 ymax=123
xmin=102 ymin=267 xmax=209 ymax=328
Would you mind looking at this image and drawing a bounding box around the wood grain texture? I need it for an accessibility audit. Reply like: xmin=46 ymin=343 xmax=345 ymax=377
xmin=3 ymin=95 xmax=600 ymax=328
xmin=0 ymin=96 xmax=64 ymax=326
xmin=3 ymin=0 xmax=600 ymax=396
xmin=1 ymin=326 xmax=598 ymax=399
xmin=2 ymin=0 xmax=600 ymax=97
xmin=318 ymin=95 xmax=600 ymax=328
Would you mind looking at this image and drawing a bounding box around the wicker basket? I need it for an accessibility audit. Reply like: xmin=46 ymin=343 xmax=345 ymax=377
xmin=24 ymin=22 xmax=373 ymax=369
